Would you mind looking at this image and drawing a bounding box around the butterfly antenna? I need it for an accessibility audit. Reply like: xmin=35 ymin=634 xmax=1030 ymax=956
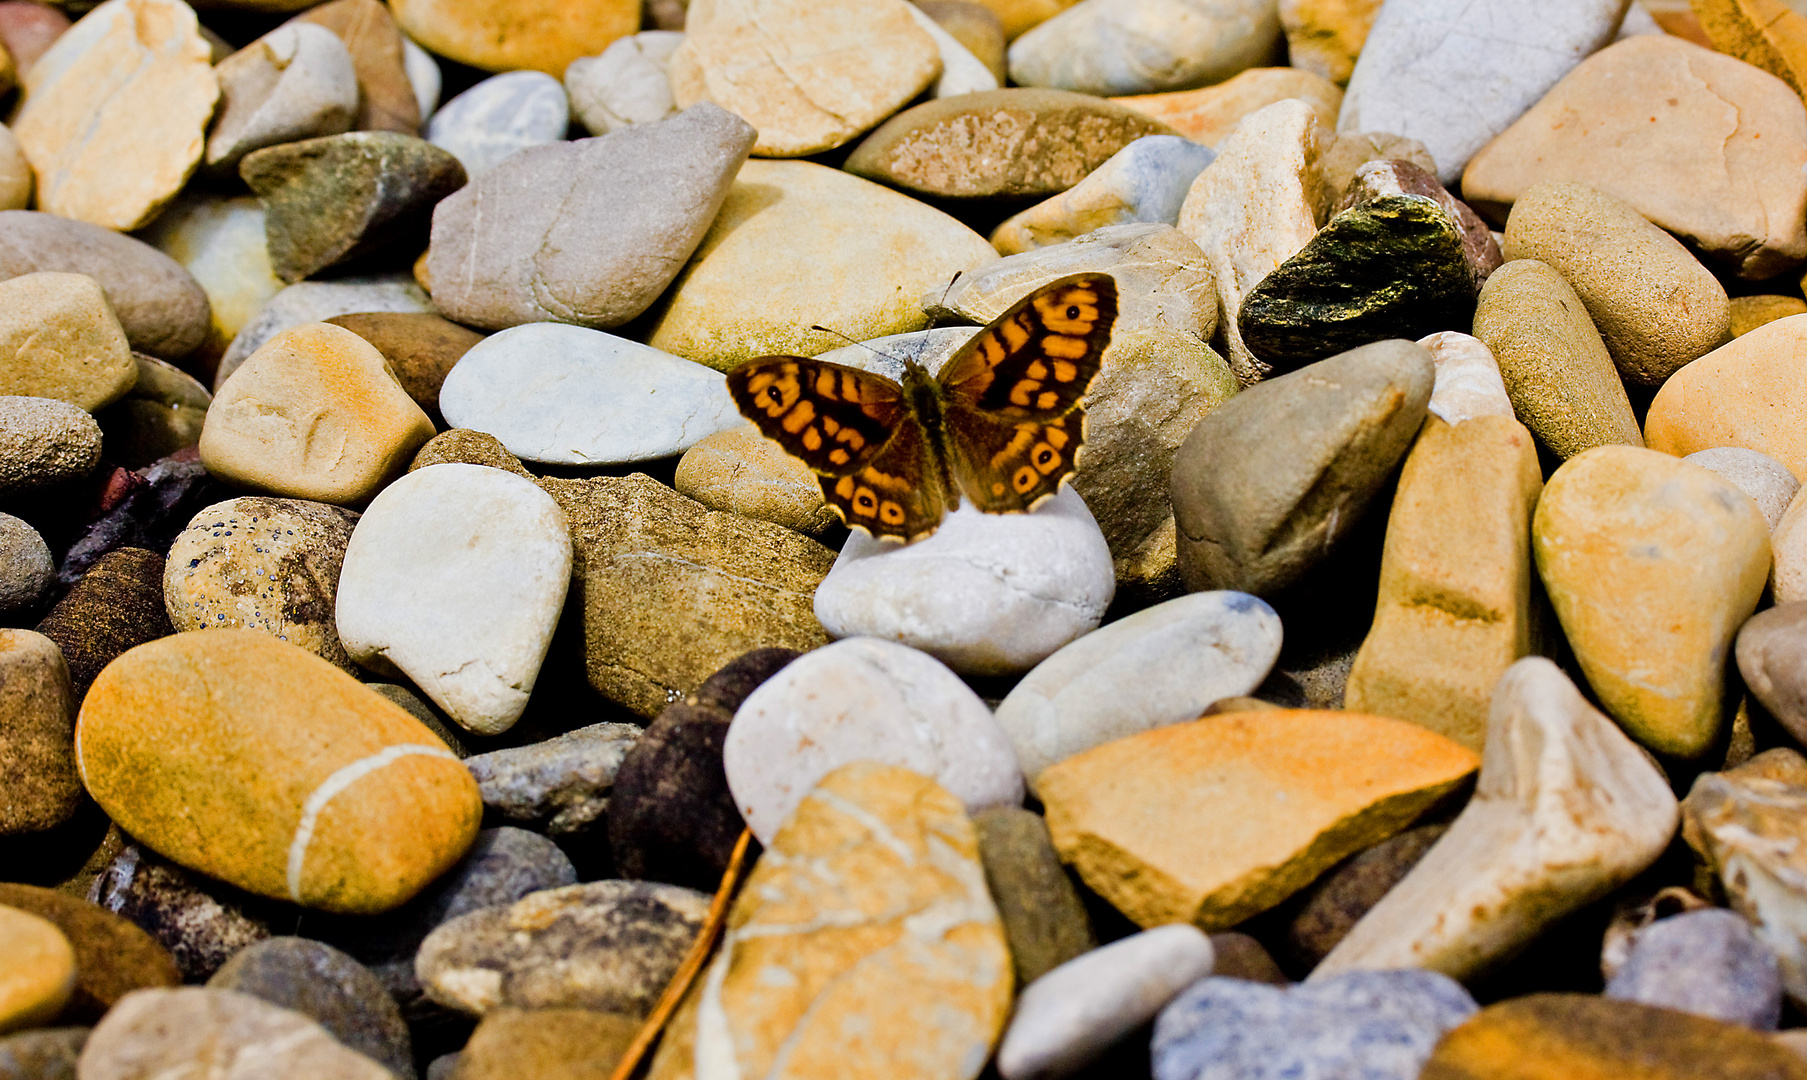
xmin=809 ymin=325 xmax=906 ymax=365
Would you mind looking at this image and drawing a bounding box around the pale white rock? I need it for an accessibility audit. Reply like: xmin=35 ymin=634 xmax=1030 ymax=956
xmin=1337 ymin=0 xmax=1632 ymax=186
xmin=996 ymin=591 xmax=1282 ymax=785
xmin=723 ymin=636 xmax=1025 ymax=844
xmin=438 ymin=322 xmax=743 ymax=465
xmin=402 ymin=37 xmax=442 ymax=123
xmin=0 ymin=125 xmax=29 ymax=212
xmin=427 ymin=71 xmax=569 ymax=180
xmin=991 ymin=136 xmax=1217 ymax=255
xmin=565 ymin=32 xmax=684 ymax=136
xmin=999 ymin=925 xmax=1216 ymax=1080
xmin=1686 ymin=448 xmax=1800 ymax=532
xmin=1419 ymin=331 xmax=1513 ymax=424
xmin=206 ymin=23 xmax=359 ymax=171
xmin=1312 ymin=656 xmax=1679 ymax=981
xmin=815 ymin=487 xmax=1117 ymax=677
xmin=905 ymin=1 xmax=1000 ymax=97
xmin=1008 ymin=0 xmax=1283 ymax=97
xmin=1178 ymin=98 xmax=1328 ymax=385
xmin=814 ymin=326 xmax=977 ymax=381
xmin=1616 ymin=1 xmax=1663 ymax=38
xmin=215 ymin=274 xmax=432 ymax=391
xmin=139 ymin=192 xmax=285 ymax=360
xmin=335 ymin=463 xmax=573 ymax=736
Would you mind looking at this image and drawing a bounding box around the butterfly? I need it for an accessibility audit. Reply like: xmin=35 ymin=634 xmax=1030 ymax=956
xmin=727 ymin=273 xmax=1118 ymax=543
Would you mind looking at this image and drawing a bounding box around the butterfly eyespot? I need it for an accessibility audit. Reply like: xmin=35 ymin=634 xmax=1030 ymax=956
xmin=855 ymin=489 xmax=878 ymax=512
xmin=1013 ymin=466 xmax=1038 ymax=493
xmin=879 ymin=501 xmax=906 ymax=525
xmin=1034 ymin=444 xmax=1061 ymax=474
xmin=1066 ymin=305 xmax=1079 ymax=319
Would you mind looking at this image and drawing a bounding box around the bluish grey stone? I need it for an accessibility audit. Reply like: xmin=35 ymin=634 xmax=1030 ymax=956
xmin=1152 ymin=970 xmax=1477 ymax=1080
xmin=465 ymin=721 xmax=642 ymax=837
xmin=1604 ymin=908 xmax=1783 ymax=1030
xmin=427 ymin=71 xmax=569 ymax=180
xmin=207 ymin=937 xmax=415 ymax=1079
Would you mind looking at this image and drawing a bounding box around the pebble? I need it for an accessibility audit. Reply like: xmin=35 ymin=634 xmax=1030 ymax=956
xmin=290 ymin=0 xmax=421 ymax=134
xmin=1471 ymin=259 xmax=1642 ymax=459
xmin=1462 ymin=35 xmax=1807 ymax=279
xmin=1339 ymin=158 xmax=1501 ymax=285
xmin=456 ymin=1008 xmax=639 ymax=1080
xmin=215 ymin=274 xmax=432 ymax=391
xmin=409 ymin=429 xmax=531 ymax=479
xmin=336 ymin=464 xmax=571 ymax=735
xmin=646 ymin=159 xmax=997 ymax=370
xmin=1604 ymin=908 xmax=1782 ymax=1030
xmin=973 ymin=806 xmax=1097 ymax=987
xmin=1693 ymin=0 xmax=1807 ymax=96
xmin=0 ymin=515 xmax=51 ymax=614
xmin=1013 ymin=0 xmax=1279 ymax=97
xmin=1339 ymin=0 xmax=1625 ymax=187
xmin=990 ymin=135 xmax=1217 ymax=254
xmin=201 ymin=322 xmax=435 ymax=505
xmin=0 ymin=905 xmax=74 ymax=1034
xmin=1315 ymin=658 xmax=1679 ymax=980
xmin=999 ymin=925 xmax=1215 ymax=1080
xmin=96 ymin=355 xmax=211 ymax=469
xmin=1153 ymin=970 xmax=1477 ymax=1080
xmin=566 ymin=31 xmax=684 ymax=135
xmin=205 ymin=23 xmax=358 ymax=173
xmin=89 ymin=844 xmax=273 ymax=982
xmin=1319 ymin=128 xmax=1438 ymax=204
xmin=390 ymin=0 xmax=637 ymax=76
xmin=1687 ymin=448 xmax=1799 ymax=531
xmin=10 ymin=0 xmax=217 ymax=231
xmin=78 ymin=987 xmax=392 ymax=1080
xmin=1280 ymin=0 xmax=1380 ymax=84
xmin=439 ymin=323 xmax=743 ymax=465
xmin=426 ymin=71 xmax=569 ymax=180
xmin=36 ymin=547 xmax=171 ymax=703
xmin=426 ymin=104 xmax=754 ymax=333
xmin=1344 ymin=414 xmax=1543 ymax=750
xmin=0 ymin=631 xmax=79 ymax=835
xmin=1502 ymin=181 xmax=1730 ymax=387
xmin=1040 ymin=709 xmax=1477 ymax=929
xmin=723 ymin=636 xmax=1024 ymax=843
xmin=76 ymin=629 xmax=480 ymax=913
xmin=995 ymin=591 xmax=1282 ymax=783
xmin=672 ymin=425 xmax=843 ymax=541
xmin=670 ymin=0 xmax=941 ymax=157
xmin=402 ymin=37 xmax=439 ymax=122
xmin=326 ymin=312 xmax=483 ymax=427
xmin=921 ymin=0 xmax=1007 ymax=81
xmin=0 ymin=396 xmax=101 ymax=496
xmin=0 ymin=883 xmax=180 ymax=1024
xmin=1280 ymin=823 xmax=1448 ymax=967
xmin=0 ymin=1027 xmax=86 ymax=1079
xmin=135 ymin=193 xmax=284 ymax=365
xmin=416 ymin=880 xmax=710 ymax=1016
xmin=1170 ymin=339 xmax=1433 ymax=595
xmin=1646 ymin=315 xmax=1807 ymax=481
xmin=1420 ymin=331 xmax=1513 ymax=424
xmin=464 ymin=721 xmax=640 ymax=837
xmin=207 ymin=937 xmax=414 ymax=1077
xmin=1739 ymin=603 xmax=1807 ymax=744
xmin=846 ymin=88 xmax=1176 ymax=200
xmin=815 ymin=487 xmax=1116 ymax=675
xmin=0 ymin=273 xmax=135 ymax=412
xmin=1113 ymin=67 xmax=1343 ymax=146
xmin=0 ymin=0 xmax=68 ymax=74
xmin=1731 ymin=294 xmax=1807 ymax=337
xmin=1533 ymin=446 xmax=1770 ymax=758
xmin=0 ymin=126 xmax=27 ymax=212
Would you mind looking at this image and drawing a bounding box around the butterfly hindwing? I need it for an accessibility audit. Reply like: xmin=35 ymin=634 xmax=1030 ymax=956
xmin=948 ymin=404 xmax=1087 ymax=514
xmin=819 ymin=411 xmax=946 ymax=542
xmin=725 ymin=357 xmax=905 ymax=477
xmin=939 ymin=273 xmax=1117 ymax=421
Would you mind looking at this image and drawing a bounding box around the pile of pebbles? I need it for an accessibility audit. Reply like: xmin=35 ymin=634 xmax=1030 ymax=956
xmin=7 ymin=0 xmax=1807 ymax=1076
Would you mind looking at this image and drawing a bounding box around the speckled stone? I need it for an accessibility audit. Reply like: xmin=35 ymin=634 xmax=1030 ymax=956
xmin=35 ymin=547 xmax=171 ymax=703
xmin=0 ymin=396 xmax=100 ymax=497
xmin=973 ymin=806 xmax=1097 ymax=987
xmin=0 ymin=632 xmax=79 ymax=836
xmin=89 ymin=845 xmax=273 ymax=982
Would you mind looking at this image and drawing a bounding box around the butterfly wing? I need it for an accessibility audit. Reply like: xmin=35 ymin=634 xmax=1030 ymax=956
xmin=819 ymin=411 xmax=947 ymax=542
xmin=946 ymin=406 xmax=1088 ymax=513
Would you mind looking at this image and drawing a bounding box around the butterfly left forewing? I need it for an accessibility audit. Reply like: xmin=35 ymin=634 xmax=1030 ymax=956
xmin=726 ymin=357 xmax=904 ymax=477
xmin=939 ymin=273 xmax=1117 ymax=420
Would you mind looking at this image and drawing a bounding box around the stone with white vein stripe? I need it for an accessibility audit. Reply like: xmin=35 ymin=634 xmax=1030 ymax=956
xmin=72 ymin=629 xmax=481 ymax=915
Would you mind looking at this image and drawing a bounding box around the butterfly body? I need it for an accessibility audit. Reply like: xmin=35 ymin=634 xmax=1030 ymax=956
xmin=728 ymin=273 xmax=1118 ymax=543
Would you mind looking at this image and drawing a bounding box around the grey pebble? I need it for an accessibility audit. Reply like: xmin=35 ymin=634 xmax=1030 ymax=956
xmin=1604 ymin=907 xmax=1783 ymax=1030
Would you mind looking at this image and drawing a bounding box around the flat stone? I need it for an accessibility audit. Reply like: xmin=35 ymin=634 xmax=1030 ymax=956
xmin=1732 ymin=294 xmax=1807 ymax=338
xmin=1688 ymin=447 xmax=1799 ymax=531
xmin=426 ymin=71 xmax=568 ymax=180
xmin=972 ymin=806 xmax=1096 ymax=988
xmin=0 ymin=1027 xmax=86 ymax=1078
xmin=0 ymin=631 xmax=79 ymax=835
xmin=1008 ymin=0 xmax=1279 ymax=96
xmin=724 ymin=636 xmax=1024 ymax=843
xmin=1462 ymin=35 xmax=1807 ymax=279
xmin=456 ymin=1008 xmax=639 ymax=1080
xmin=0 ymin=515 xmax=51 ymax=615
xmin=1110 ymin=66 xmax=1343 ymax=146
xmin=1280 ymin=823 xmax=1448 ymax=968
xmin=567 ymin=31 xmax=683 ymax=135
xmin=669 ymin=0 xmax=940 ymax=158
xmin=1338 ymin=0 xmax=1627 ymax=187
xmin=201 ymin=322 xmax=436 ymax=504
xmin=35 ymin=547 xmax=170 ymax=703
xmin=1345 ymin=415 xmax=1543 ymax=750
xmin=1316 ymin=657 xmax=1679 ymax=979
xmin=1040 ymin=709 xmax=1478 ymax=929
xmin=1421 ymin=331 xmax=1512 ymax=424
xmin=0 ymin=273 xmax=134 ymax=412
xmin=996 ymin=591 xmax=1282 ymax=783
xmin=77 ymin=630 xmax=480 ymax=913
xmin=1170 ymin=339 xmax=1433 ymax=595
xmin=391 ymin=0 xmax=638 ymax=75
xmin=95 ymin=355 xmax=211 ymax=469
xmin=11 ymin=0 xmax=217 ymax=231
xmin=1604 ymin=908 xmax=1782 ymax=1029
xmin=1471 ymin=259 xmax=1643 ymax=459
xmin=208 ymin=938 xmax=413 ymax=1077
xmin=845 ymin=88 xmax=1176 ymax=200
xmin=290 ymin=0 xmax=420 ymax=134
xmin=1533 ymin=446 xmax=1769 ymax=757
xmin=673 ymin=425 xmax=842 ymax=541
xmin=0 ymin=905 xmax=73 ymax=1035
xmin=89 ymin=844 xmax=273 ymax=982
xmin=215 ymin=274 xmax=431 ymax=392
xmin=990 ymin=135 xmax=1217 ymax=254
xmin=416 ymin=880 xmax=710 ymax=1016
xmin=326 ymin=311 xmax=483 ymax=426
xmin=1502 ymin=181 xmax=1730 ymax=387
xmin=78 ymin=987 xmax=392 ymax=1080
xmin=465 ymin=721 xmax=641 ymax=838
xmin=136 ymin=193 xmax=284 ymax=368
xmin=1154 ymin=970 xmax=1477 ymax=1080
xmin=426 ymin=104 xmax=754 ymax=333
xmin=336 ymin=464 xmax=571 ymax=735
xmin=206 ymin=24 xmax=358 ymax=173
xmin=1647 ymin=315 xmax=1807 ymax=481
xmin=1281 ymin=0 xmax=1382 ymax=84
xmin=0 ymin=883 xmax=178 ymax=1025
xmin=0 ymin=396 xmax=101 ymax=496
xmin=439 ymin=324 xmax=743 ymax=465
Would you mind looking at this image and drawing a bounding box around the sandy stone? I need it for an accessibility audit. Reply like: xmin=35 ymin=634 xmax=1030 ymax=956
xmin=78 ymin=630 xmax=479 ymax=913
xmin=1281 ymin=0 xmax=1382 ymax=84
xmin=325 ymin=312 xmax=481 ymax=427
xmin=1502 ymin=182 xmax=1729 ymax=386
xmin=645 ymin=160 xmax=997 ymax=372
xmin=1462 ymin=36 xmax=1807 ymax=279
xmin=78 ymin=988 xmax=392 ymax=1080
xmin=1111 ymin=67 xmax=1341 ymax=146
xmin=136 ymin=193 xmax=282 ymax=370
xmin=1688 ymin=447 xmax=1798 ymax=531
xmin=0 ymin=396 xmax=101 ymax=496
xmin=206 ymin=24 xmax=358 ymax=173
xmin=0 ymin=273 xmax=134 ymax=412
xmin=0 ymin=126 xmax=27 ymax=212
xmin=905 ymin=2 xmax=999 ymax=97
xmin=674 ymin=425 xmax=841 ymax=540
xmin=1006 ymin=0 xmax=1281 ymax=96
xmin=1345 ymin=416 xmax=1542 ymax=751
xmin=392 ymin=0 xmax=638 ymax=75
xmin=201 ymin=322 xmax=435 ymax=505
xmin=566 ymin=31 xmax=684 ymax=136
xmin=0 ymin=884 xmax=179 ymax=1025
xmin=290 ymin=0 xmax=420 ymax=134
xmin=1040 ymin=710 xmax=1478 ymax=930
xmin=0 ymin=631 xmax=80 ymax=835
xmin=456 ymin=1008 xmax=639 ymax=1080
xmin=1471 ymin=260 xmax=1642 ymax=459
xmin=11 ymin=0 xmax=217 ymax=231
xmin=1177 ymin=98 xmax=1328 ymax=385
xmin=1646 ymin=315 xmax=1807 ymax=481
xmin=408 ymin=429 xmax=532 ymax=479
xmin=0 ymin=905 xmax=73 ymax=1034
xmin=669 ymin=0 xmax=939 ymax=157
xmin=0 ymin=516 xmax=50 ymax=616
xmin=35 ymin=547 xmax=171 ymax=704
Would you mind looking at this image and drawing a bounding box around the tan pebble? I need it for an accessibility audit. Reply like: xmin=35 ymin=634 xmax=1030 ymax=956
xmin=0 ymin=904 xmax=74 ymax=1034
xmin=1646 ymin=314 xmax=1807 ymax=480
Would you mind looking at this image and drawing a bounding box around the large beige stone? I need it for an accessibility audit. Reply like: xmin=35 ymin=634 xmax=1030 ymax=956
xmin=0 ymin=272 xmax=135 ymax=412
xmin=1462 ymin=35 xmax=1807 ymax=279
xmin=11 ymin=0 xmax=217 ymax=231
xmin=669 ymin=0 xmax=941 ymax=158
xmin=673 ymin=424 xmax=842 ymax=540
xmin=645 ymin=160 xmax=997 ymax=372
xmin=1646 ymin=314 xmax=1807 ymax=482
xmin=199 ymin=322 xmax=435 ymax=505
xmin=1345 ymin=415 xmax=1543 ymax=752
xmin=1038 ymin=710 xmax=1479 ymax=930
xmin=1534 ymin=446 xmax=1771 ymax=758
xmin=1280 ymin=0 xmax=1382 ymax=84
xmin=1177 ymin=98 xmax=1328 ymax=385
xmin=1005 ymin=0 xmax=1282 ymax=97
xmin=390 ymin=0 xmax=638 ymax=76
xmin=1316 ymin=658 xmax=1679 ymax=981
xmin=1111 ymin=67 xmax=1343 ymax=146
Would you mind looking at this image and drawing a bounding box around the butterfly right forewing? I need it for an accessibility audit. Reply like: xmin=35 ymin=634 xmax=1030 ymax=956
xmin=726 ymin=356 xmax=905 ymax=477
xmin=819 ymin=410 xmax=947 ymax=543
